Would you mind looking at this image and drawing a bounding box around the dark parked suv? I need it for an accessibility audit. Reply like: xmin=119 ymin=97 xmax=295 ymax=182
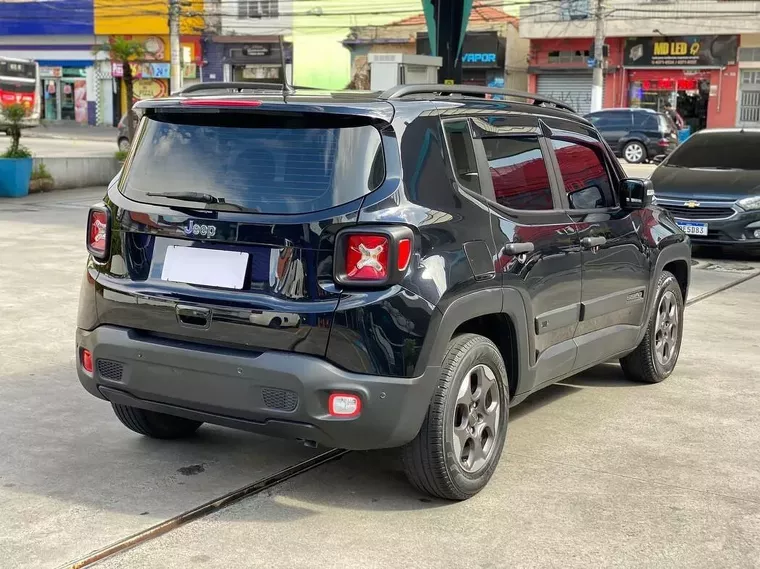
xmin=585 ymin=108 xmax=679 ymax=164
xmin=77 ymin=83 xmax=691 ymax=500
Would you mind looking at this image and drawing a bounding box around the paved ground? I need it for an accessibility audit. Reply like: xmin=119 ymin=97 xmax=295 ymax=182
xmin=1 ymin=188 xmax=758 ymax=569
xmin=24 ymin=122 xmax=118 ymax=143
xmin=1 ymin=136 xmax=117 ymax=158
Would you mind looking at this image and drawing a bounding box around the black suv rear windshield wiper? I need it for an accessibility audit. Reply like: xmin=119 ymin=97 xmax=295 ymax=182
xmin=144 ymin=191 xmax=255 ymax=212
xmin=146 ymin=191 xmax=225 ymax=204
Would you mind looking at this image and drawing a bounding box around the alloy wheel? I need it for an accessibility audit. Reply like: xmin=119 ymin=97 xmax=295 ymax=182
xmin=625 ymin=143 xmax=644 ymax=163
xmin=654 ymin=290 xmax=679 ymax=367
xmin=452 ymin=364 xmax=501 ymax=473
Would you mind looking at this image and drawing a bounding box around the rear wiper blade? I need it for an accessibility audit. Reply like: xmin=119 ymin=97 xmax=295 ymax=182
xmin=146 ymin=191 xmax=224 ymax=204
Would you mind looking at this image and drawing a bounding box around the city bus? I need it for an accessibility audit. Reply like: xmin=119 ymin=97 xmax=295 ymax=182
xmin=0 ymin=56 xmax=41 ymax=130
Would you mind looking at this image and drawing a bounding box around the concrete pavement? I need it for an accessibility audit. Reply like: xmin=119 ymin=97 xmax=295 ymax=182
xmin=93 ymin=277 xmax=760 ymax=569
xmin=1 ymin=188 xmax=759 ymax=569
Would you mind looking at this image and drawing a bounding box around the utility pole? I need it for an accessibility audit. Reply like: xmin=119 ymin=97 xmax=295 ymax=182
xmin=169 ymin=0 xmax=183 ymax=92
xmin=590 ymin=0 xmax=605 ymax=112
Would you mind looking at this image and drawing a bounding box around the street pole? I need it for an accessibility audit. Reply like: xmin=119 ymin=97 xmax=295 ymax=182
xmin=590 ymin=0 xmax=605 ymax=112
xmin=169 ymin=0 xmax=183 ymax=93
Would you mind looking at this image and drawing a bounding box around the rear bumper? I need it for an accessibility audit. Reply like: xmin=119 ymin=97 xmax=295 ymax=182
xmin=76 ymin=326 xmax=439 ymax=450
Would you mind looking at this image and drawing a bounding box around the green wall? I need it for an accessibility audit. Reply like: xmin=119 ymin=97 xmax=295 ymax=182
xmin=291 ymin=0 xmax=423 ymax=89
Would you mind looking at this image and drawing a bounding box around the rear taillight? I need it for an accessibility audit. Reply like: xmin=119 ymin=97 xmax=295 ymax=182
xmin=345 ymin=234 xmax=389 ymax=280
xmin=334 ymin=226 xmax=414 ymax=287
xmin=658 ymin=138 xmax=670 ymax=147
xmin=87 ymin=207 xmax=110 ymax=260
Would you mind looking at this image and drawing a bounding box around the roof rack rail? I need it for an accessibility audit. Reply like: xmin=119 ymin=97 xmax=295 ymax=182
xmin=178 ymin=82 xmax=295 ymax=95
xmin=379 ymin=84 xmax=576 ymax=114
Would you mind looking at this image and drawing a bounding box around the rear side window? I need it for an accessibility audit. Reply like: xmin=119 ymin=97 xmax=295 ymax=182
xmin=120 ymin=115 xmax=385 ymax=214
xmin=666 ymin=131 xmax=760 ymax=170
xmin=551 ymin=140 xmax=615 ymax=209
xmin=443 ymin=120 xmax=482 ymax=193
xmin=639 ymin=114 xmax=659 ymax=131
xmin=482 ymin=136 xmax=554 ymax=211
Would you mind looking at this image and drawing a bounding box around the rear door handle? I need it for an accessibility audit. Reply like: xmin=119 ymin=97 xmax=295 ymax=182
xmin=502 ymin=242 xmax=535 ymax=255
xmin=581 ymin=236 xmax=607 ymax=249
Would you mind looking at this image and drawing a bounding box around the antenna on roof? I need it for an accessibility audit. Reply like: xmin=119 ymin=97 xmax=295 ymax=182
xmin=279 ymin=36 xmax=290 ymax=94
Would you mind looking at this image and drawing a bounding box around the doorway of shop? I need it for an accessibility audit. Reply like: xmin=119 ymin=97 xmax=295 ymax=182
xmin=631 ymin=76 xmax=709 ymax=132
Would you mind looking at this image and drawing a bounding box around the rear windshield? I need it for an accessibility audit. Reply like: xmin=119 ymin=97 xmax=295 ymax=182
xmin=120 ymin=114 xmax=385 ymax=214
xmin=666 ymin=131 xmax=760 ymax=170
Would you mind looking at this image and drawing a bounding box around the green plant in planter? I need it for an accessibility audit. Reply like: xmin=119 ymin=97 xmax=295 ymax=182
xmin=114 ymin=149 xmax=129 ymax=163
xmin=0 ymin=103 xmax=34 ymax=197
xmin=2 ymin=103 xmax=32 ymax=159
xmin=29 ymin=161 xmax=55 ymax=193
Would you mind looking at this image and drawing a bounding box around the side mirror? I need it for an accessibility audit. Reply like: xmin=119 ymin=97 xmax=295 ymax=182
xmin=619 ymin=177 xmax=654 ymax=210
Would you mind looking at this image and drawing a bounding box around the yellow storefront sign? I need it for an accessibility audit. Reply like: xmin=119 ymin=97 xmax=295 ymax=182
xmin=94 ymin=0 xmax=204 ymax=35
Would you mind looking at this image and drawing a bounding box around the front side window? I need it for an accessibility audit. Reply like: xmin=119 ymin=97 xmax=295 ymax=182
xmin=482 ymin=136 xmax=554 ymax=211
xmin=443 ymin=120 xmax=481 ymax=194
xmin=551 ymin=139 xmax=615 ymax=209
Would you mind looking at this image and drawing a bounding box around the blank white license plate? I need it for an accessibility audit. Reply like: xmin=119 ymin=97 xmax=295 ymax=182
xmin=161 ymin=246 xmax=249 ymax=289
xmin=676 ymin=221 xmax=708 ymax=236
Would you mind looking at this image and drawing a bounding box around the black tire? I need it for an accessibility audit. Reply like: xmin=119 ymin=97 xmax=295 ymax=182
xmin=620 ymin=271 xmax=684 ymax=383
xmin=401 ymin=333 xmax=509 ymax=501
xmin=112 ymin=404 xmax=203 ymax=439
xmin=623 ymin=141 xmax=647 ymax=164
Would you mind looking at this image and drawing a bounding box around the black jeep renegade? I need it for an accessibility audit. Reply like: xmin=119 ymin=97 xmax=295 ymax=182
xmin=76 ymin=83 xmax=691 ymax=500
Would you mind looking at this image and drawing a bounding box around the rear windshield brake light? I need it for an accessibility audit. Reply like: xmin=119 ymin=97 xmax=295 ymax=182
xmin=180 ymin=99 xmax=263 ymax=107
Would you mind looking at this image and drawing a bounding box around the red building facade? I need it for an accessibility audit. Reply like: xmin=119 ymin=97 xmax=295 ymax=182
xmin=528 ymin=35 xmax=739 ymax=130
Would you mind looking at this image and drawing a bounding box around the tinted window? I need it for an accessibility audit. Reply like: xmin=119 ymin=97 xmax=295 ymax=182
xmin=552 ymin=140 xmax=615 ymax=209
xmin=666 ymin=131 xmax=760 ymax=170
xmin=0 ymin=60 xmax=36 ymax=80
xmin=638 ymin=114 xmax=659 ymax=131
xmin=443 ymin=120 xmax=481 ymax=193
xmin=0 ymin=80 xmax=35 ymax=93
xmin=121 ymin=115 xmax=385 ymax=214
xmin=482 ymin=137 xmax=554 ymax=210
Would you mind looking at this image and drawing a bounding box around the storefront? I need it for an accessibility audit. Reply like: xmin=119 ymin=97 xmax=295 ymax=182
xmin=416 ymin=31 xmax=507 ymax=87
xmin=204 ymin=38 xmax=293 ymax=85
xmin=39 ymin=66 xmax=90 ymax=122
xmin=0 ymin=0 xmax=96 ymax=123
xmin=96 ymin=35 xmax=201 ymax=125
xmin=527 ymin=38 xmax=624 ymax=115
xmin=623 ymin=35 xmax=739 ymax=131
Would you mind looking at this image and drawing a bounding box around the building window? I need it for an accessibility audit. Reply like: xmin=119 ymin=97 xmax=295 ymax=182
xmin=739 ymin=47 xmax=760 ymax=62
xmin=741 ymin=70 xmax=760 ymax=85
xmin=547 ymin=50 xmax=590 ymax=64
xmin=238 ymin=0 xmax=279 ymax=19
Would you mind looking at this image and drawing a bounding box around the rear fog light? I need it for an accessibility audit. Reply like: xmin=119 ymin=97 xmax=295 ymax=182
xmin=81 ymin=349 xmax=93 ymax=373
xmin=328 ymin=393 xmax=362 ymax=417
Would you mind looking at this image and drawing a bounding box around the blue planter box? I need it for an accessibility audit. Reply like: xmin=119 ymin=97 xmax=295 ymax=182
xmin=677 ymin=127 xmax=691 ymax=144
xmin=0 ymin=157 xmax=33 ymax=198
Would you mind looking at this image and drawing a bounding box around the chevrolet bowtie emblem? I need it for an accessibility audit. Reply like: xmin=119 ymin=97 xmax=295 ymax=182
xmin=684 ymin=200 xmax=700 ymax=208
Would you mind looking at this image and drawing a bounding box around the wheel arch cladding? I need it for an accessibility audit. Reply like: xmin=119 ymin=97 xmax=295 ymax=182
xmin=452 ymin=313 xmax=519 ymax=399
xmin=663 ymin=259 xmax=689 ymax=301
xmin=414 ymin=287 xmax=531 ymax=398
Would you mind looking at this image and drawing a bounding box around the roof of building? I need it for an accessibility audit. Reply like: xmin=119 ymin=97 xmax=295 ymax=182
xmin=390 ymin=2 xmax=518 ymax=28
